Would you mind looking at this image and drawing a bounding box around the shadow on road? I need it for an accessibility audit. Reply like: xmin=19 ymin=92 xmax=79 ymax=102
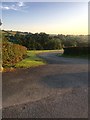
xmin=41 ymin=72 xmax=88 ymax=88
xmin=38 ymin=52 xmax=88 ymax=65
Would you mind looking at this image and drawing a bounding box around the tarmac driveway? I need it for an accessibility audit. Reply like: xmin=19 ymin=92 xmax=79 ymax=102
xmin=2 ymin=51 xmax=88 ymax=118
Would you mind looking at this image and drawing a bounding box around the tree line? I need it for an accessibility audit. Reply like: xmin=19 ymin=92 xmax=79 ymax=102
xmin=2 ymin=30 xmax=88 ymax=50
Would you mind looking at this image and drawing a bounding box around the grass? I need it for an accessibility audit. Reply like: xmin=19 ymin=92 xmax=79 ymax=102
xmin=30 ymin=49 xmax=63 ymax=53
xmin=15 ymin=50 xmax=62 ymax=68
xmin=15 ymin=50 xmax=46 ymax=68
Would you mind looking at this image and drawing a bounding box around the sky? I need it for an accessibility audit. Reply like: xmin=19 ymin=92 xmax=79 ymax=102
xmin=0 ymin=2 xmax=88 ymax=35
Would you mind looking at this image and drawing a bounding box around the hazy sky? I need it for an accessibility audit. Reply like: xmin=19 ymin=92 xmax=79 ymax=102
xmin=1 ymin=2 xmax=88 ymax=35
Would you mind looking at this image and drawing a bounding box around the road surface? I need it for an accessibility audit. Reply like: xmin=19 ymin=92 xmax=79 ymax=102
xmin=2 ymin=51 xmax=88 ymax=118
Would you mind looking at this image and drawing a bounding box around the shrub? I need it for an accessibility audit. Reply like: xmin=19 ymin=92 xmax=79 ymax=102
xmin=2 ymin=42 xmax=27 ymax=67
xmin=63 ymin=47 xmax=89 ymax=56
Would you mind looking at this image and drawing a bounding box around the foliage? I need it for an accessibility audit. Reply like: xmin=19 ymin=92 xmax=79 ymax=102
xmin=56 ymin=34 xmax=88 ymax=47
xmin=2 ymin=42 xmax=27 ymax=67
xmin=63 ymin=47 xmax=89 ymax=56
xmin=2 ymin=30 xmax=88 ymax=50
xmin=2 ymin=32 xmax=63 ymax=50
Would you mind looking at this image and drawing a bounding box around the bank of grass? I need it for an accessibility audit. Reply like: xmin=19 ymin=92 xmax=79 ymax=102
xmin=15 ymin=50 xmax=61 ymax=68
xmin=15 ymin=50 xmax=46 ymax=68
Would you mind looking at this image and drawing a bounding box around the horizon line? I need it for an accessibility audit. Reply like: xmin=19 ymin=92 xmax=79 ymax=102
xmin=1 ymin=29 xmax=88 ymax=36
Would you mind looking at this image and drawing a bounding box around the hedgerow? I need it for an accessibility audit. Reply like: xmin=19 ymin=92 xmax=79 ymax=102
xmin=63 ymin=47 xmax=89 ymax=56
xmin=2 ymin=42 xmax=27 ymax=67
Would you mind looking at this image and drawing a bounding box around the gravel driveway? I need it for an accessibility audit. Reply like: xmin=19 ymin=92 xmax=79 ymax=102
xmin=2 ymin=51 xmax=88 ymax=118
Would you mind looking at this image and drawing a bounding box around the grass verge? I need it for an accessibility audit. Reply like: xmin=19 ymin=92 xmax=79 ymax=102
xmin=15 ymin=50 xmax=47 ymax=68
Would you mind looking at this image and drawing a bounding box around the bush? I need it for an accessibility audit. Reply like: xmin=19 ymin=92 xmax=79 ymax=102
xmin=2 ymin=42 xmax=27 ymax=67
xmin=63 ymin=47 xmax=89 ymax=56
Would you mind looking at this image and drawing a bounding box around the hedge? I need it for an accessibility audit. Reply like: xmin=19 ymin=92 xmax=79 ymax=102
xmin=2 ymin=42 xmax=27 ymax=67
xmin=63 ymin=47 xmax=89 ymax=56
